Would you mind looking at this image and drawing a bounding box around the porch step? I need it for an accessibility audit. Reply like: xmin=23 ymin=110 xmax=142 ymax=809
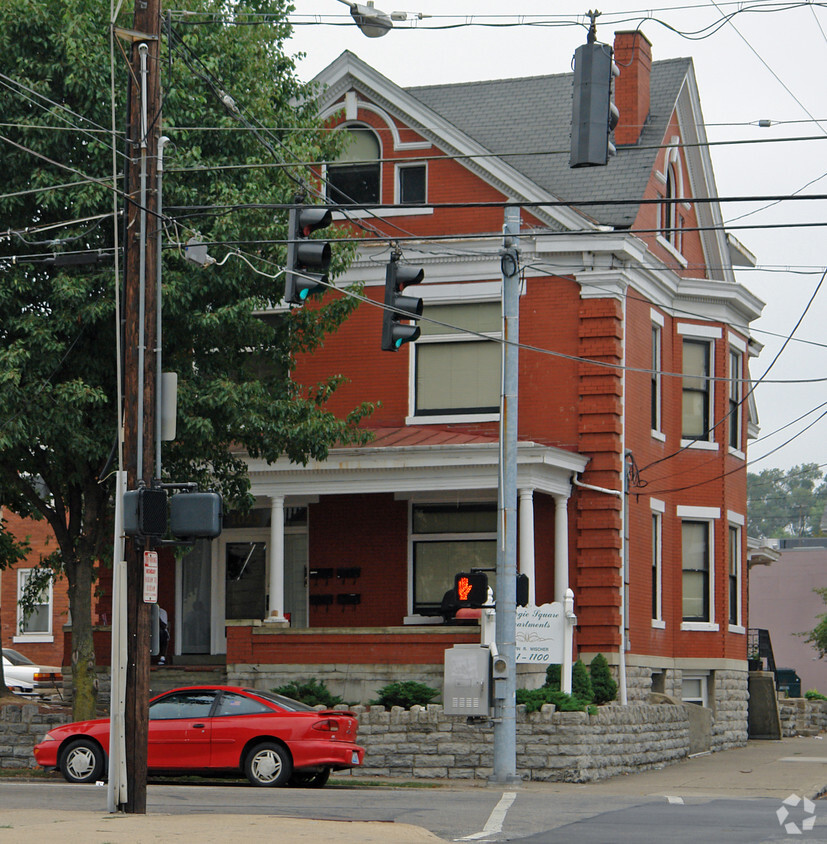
xmin=149 ymin=665 xmax=227 ymax=695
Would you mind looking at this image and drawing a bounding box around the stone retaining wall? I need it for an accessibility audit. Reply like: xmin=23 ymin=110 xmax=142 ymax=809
xmin=0 ymin=703 xmax=69 ymax=770
xmin=779 ymin=698 xmax=827 ymax=737
xmin=342 ymin=702 xmax=690 ymax=782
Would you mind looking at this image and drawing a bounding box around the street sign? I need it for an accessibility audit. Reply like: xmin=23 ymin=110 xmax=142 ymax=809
xmin=143 ymin=551 xmax=158 ymax=604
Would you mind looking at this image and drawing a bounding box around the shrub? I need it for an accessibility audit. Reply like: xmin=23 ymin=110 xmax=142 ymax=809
xmin=805 ymin=689 xmax=827 ymax=701
xmin=589 ymin=653 xmax=618 ymax=705
xmin=271 ymin=678 xmax=343 ymax=709
xmin=370 ymin=680 xmax=439 ymax=709
xmin=516 ymin=687 xmax=590 ymax=714
xmin=571 ymin=659 xmax=594 ymax=703
xmin=544 ymin=663 xmax=561 ymax=690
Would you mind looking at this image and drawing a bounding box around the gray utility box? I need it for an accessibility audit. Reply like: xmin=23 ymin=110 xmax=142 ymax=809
xmin=443 ymin=644 xmax=491 ymax=716
xmin=169 ymin=491 xmax=223 ymax=539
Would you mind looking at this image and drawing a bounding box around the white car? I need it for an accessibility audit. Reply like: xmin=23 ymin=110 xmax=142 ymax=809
xmin=2 ymin=648 xmax=62 ymax=697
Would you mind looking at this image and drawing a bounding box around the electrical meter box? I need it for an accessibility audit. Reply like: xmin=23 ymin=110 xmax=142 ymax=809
xmin=443 ymin=644 xmax=491 ymax=716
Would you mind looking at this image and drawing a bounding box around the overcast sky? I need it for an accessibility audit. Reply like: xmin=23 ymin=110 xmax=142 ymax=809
xmin=287 ymin=1 xmax=827 ymax=474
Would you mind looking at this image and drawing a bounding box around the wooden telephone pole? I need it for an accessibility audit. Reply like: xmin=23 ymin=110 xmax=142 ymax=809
xmin=120 ymin=0 xmax=162 ymax=814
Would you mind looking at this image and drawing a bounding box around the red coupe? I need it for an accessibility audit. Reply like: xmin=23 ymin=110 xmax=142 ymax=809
xmin=34 ymin=685 xmax=364 ymax=788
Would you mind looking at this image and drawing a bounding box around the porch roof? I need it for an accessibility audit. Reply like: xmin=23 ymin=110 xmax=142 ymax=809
xmin=244 ymin=426 xmax=589 ymax=501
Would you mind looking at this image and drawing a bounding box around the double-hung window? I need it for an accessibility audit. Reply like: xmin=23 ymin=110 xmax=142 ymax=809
xmin=728 ymin=334 xmax=745 ymax=455
xmin=412 ymin=301 xmax=501 ymax=421
xmin=679 ymin=324 xmax=721 ymax=448
xmin=410 ymin=503 xmax=497 ymax=616
xmin=651 ymin=310 xmax=664 ymax=440
xmin=651 ymin=499 xmax=665 ymax=628
xmin=728 ymin=512 xmax=744 ymax=631
xmin=678 ymin=505 xmax=719 ymax=630
xmin=16 ymin=568 xmax=53 ymax=640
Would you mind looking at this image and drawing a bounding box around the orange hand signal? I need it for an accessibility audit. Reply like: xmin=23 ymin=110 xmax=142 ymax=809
xmin=457 ymin=576 xmax=472 ymax=602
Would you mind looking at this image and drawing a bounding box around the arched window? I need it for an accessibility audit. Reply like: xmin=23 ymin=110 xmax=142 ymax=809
xmin=326 ymin=125 xmax=380 ymax=206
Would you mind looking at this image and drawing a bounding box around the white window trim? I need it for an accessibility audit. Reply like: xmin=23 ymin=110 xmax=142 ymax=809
xmin=651 ymin=311 xmax=664 ymax=439
xmin=681 ymin=672 xmax=709 ymax=707
xmin=651 ymin=498 xmax=665 ymax=628
xmin=655 ymin=234 xmax=688 ymax=267
xmin=406 ymin=500 xmax=497 ymax=618
xmin=728 ymin=341 xmax=745 ymax=459
xmin=728 ymin=514 xmax=745 ymax=632
xmin=395 ymin=161 xmax=428 ymax=205
xmin=678 ymin=509 xmax=718 ymax=629
xmin=14 ymin=567 xmax=54 ymax=642
xmin=409 ymin=301 xmax=502 ymax=423
xmin=680 ymin=334 xmax=717 ymax=445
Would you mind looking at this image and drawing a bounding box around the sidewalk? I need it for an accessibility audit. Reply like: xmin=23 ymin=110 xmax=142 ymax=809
xmin=2 ymin=736 xmax=825 ymax=842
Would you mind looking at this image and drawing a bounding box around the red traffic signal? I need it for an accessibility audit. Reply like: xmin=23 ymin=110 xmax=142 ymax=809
xmin=455 ymin=572 xmax=488 ymax=607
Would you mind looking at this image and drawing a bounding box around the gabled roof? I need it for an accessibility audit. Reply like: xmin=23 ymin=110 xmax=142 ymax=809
xmin=407 ymin=58 xmax=691 ymax=229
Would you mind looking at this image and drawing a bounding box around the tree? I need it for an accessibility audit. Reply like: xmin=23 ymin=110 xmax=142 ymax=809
xmin=803 ymin=588 xmax=827 ymax=659
xmin=0 ymin=520 xmax=31 ymax=701
xmin=0 ymin=0 xmax=372 ymax=719
xmin=747 ymin=464 xmax=827 ymax=538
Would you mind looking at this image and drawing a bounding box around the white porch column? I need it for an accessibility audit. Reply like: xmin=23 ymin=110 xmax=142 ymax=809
xmin=266 ymin=495 xmax=287 ymax=623
xmin=518 ymin=488 xmax=536 ymax=605
xmin=553 ymin=493 xmax=569 ymax=604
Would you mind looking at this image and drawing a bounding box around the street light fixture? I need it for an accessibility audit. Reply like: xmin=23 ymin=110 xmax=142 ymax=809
xmin=337 ymin=0 xmax=393 ymax=37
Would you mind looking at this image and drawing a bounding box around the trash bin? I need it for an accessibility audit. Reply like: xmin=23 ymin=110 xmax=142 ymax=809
xmin=775 ymin=668 xmax=802 ymax=698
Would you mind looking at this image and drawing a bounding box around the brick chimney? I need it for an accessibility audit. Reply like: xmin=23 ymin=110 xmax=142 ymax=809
xmin=613 ymin=31 xmax=652 ymax=146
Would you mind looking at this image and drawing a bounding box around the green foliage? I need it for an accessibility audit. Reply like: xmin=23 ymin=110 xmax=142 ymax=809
xmin=589 ymin=653 xmax=618 ymax=705
xmin=544 ymin=663 xmax=561 ymax=690
xmin=515 ymin=687 xmax=591 ymax=714
xmin=803 ymin=588 xmax=827 ymax=659
xmin=805 ymin=689 xmax=827 ymax=701
xmin=271 ymin=678 xmax=343 ymax=709
xmin=370 ymin=681 xmax=439 ymax=709
xmin=0 ymin=0 xmax=374 ymax=719
xmin=571 ymin=659 xmax=594 ymax=703
xmin=747 ymin=464 xmax=827 ymax=538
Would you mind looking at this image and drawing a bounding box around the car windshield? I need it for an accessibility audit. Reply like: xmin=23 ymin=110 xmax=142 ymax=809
xmin=243 ymin=689 xmax=316 ymax=712
xmin=2 ymin=648 xmax=34 ymax=666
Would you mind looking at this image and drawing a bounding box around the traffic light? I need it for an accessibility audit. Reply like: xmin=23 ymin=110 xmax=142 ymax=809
xmin=123 ymin=487 xmax=168 ymax=538
xmin=381 ymin=254 xmax=424 ymax=351
xmin=455 ymin=572 xmax=488 ymax=608
xmin=570 ymin=39 xmax=620 ymax=168
xmin=284 ymin=205 xmax=333 ymax=305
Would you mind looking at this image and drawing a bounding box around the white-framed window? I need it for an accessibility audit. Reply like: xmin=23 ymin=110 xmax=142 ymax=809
xmin=409 ymin=502 xmax=497 ymax=616
xmin=396 ymin=162 xmax=426 ymax=204
xmin=15 ymin=568 xmax=53 ymax=641
xmin=651 ymin=310 xmax=664 ymax=440
xmin=728 ymin=511 xmax=745 ymax=631
xmin=728 ymin=335 xmax=745 ymax=456
xmin=651 ymin=498 xmax=665 ymax=628
xmin=326 ymin=124 xmax=381 ymax=206
xmin=656 ymin=140 xmax=688 ymax=265
xmin=682 ymin=339 xmax=712 ymax=442
xmin=681 ymin=673 xmax=709 ymax=707
xmin=678 ymin=505 xmax=719 ymax=630
xmin=411 ymin=301 xmax=501 ymax=422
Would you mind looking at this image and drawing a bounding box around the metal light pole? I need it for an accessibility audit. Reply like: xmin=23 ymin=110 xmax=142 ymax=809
xmin=491 ymin=207 xmax=521 ymax=784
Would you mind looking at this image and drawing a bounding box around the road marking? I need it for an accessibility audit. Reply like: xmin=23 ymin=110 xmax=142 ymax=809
xmin=457 ymin=791 xmax=517 ymax=841
xmin=780 ymin=757 xmax=827 ymax=763
xmin=667 ymin=796 xmax=684 ymax=804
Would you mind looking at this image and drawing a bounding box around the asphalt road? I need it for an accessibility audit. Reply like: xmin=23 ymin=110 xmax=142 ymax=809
xmin=1 ymin=779 xmax=826 ymax=842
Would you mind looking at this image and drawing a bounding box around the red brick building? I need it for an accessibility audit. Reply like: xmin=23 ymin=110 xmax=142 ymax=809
xmin=11 ymin=33 xmax=764 ymax=744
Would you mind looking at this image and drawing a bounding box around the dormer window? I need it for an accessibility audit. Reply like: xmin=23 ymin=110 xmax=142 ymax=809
xmin=326 ymin=125 xmax=380 ymax=206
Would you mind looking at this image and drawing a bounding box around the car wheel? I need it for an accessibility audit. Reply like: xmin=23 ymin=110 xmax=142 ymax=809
xmin=290 ymin=767 xmax=331 ymax=788
xmin=244 ymin=742 xmax=292 ymax=787
xmin=60 ymin=738 xmax=105 ymax=784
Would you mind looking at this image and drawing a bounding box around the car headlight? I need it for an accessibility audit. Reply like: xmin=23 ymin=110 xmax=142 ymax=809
xmin=40 ymin=733 xmax=57 ymax=742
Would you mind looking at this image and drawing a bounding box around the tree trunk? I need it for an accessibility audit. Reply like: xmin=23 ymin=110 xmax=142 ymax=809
xmin=66 ymin=556 xmax=98 ymax=720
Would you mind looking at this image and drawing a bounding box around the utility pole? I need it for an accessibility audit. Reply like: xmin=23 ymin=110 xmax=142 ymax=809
xmin=120 ymin=0 xmax=162 ymax=814
xmin=491 ymin=207 xmax=521 ymax=784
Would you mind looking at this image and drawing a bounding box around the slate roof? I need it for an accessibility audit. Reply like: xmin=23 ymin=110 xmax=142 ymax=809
xmin=405 ymin=58 xmax=692 ymax=229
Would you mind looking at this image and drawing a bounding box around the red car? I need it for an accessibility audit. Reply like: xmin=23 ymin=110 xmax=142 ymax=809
xmin=34 ymin=685 xmax=364 ymax=788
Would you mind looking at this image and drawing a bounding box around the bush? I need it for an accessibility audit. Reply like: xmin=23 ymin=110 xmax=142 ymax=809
xmin=805 ymin=689 xmax=827 ymax=701
xmin=571 ymin=659 xmax=594 ymax=703
xmin=516 ymin=687 xmax=590 ymax=714
xmin=544 ymin=663 xmax=561 ymax=690
xmin=589 ymin=653 xmax=618 ymax=705
xmin=271 ymin=678 xmax=343 ymax=709
xmin=370 ymin=681 xmax=439 ymax=709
